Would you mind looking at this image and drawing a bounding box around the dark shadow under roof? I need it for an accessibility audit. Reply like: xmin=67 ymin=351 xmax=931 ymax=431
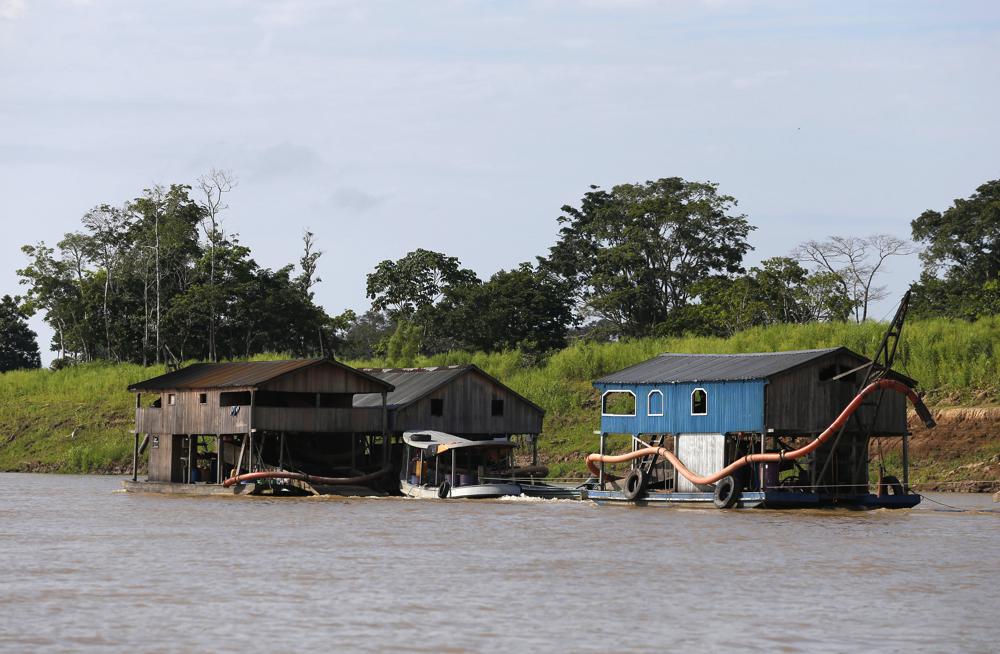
xmin=128 ymin=359 xmax=393 ymax=392
xmin=354 ymin=365 xmax=544 ymax=414
xmin=595 ymin=348 xmax=858 ymax=384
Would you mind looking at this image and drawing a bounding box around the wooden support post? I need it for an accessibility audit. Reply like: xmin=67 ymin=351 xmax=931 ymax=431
xmin=233 ymin=435 xmax=247 ymax=480
xmin=902 ymin=431 xmax=910 ymax=492
xmin=451 ymin=448 xmax=456 ymax=489
xmin=598 ymin=432 xmax=605 ymax=488
xmin=132 ymin=433 xmax=139 ymax=482
xmin=217 ymin=435 xmax=223 ymax=484
xmin=532 ymin=434 xmax=538 ymax=467
xmin=187 ymin=435 xmax=194 ymax=484
xmin=381 ymin=391 xmax=388 ymax=465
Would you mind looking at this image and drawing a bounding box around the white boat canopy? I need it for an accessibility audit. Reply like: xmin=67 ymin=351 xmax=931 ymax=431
xmin=402 ymin=430 xmax=516 ymax=456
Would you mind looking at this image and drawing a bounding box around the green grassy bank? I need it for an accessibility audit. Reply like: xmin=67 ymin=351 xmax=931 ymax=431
xmin=2 ymin=316 xmax=999 ymax=480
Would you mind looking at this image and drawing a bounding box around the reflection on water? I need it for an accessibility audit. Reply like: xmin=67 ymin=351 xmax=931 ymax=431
xmin=1 ymin=474 xmax=998 ymax=653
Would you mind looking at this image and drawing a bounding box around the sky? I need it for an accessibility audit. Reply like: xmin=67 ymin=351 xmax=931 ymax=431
xmin=1 ymin=0 xmax=998 ymax=363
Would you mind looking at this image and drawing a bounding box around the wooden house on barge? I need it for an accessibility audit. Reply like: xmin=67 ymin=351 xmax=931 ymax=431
xmin=124 ymin=359 xmax=395 ymax=495
xmin=354 ymin=365 xmax=545 ymax=464
xmin=586 ymin=347 xmax=932 ymax=509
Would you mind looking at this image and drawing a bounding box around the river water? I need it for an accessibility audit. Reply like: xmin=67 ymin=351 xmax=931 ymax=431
xmin=1 ymin=474 xmax=998 ymax=653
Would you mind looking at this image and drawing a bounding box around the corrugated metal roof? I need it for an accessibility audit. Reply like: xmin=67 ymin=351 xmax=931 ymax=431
xmin=353 ymin=366 xmax=469 ymax=409
xmin=594 ymin=348 xmax=845 ymax=384
xmin=128 ymin=359 xmax=393 ymax=392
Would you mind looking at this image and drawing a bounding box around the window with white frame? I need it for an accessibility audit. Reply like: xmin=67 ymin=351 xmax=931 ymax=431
xmin=691 ymin=388 xmax=708 ymax=415
xmin=647 ymin=390 xmax=664 ymax=416
xmin=602 ymin=390 xmax=636 ymax=416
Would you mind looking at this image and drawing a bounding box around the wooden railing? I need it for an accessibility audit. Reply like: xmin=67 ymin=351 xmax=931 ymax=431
xmin=135 ymin=406 xmax=383 ymax=434
xmin=136 ymin=406 xmax=250 ymax=435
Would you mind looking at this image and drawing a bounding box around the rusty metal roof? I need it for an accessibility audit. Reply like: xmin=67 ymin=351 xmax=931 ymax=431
xmin=354 ymin=365 xmax=545 ymax=414
xmin=127 ymin=359 xmax=393 ymax=392
xmin=593 ymin=347 xmax=920 ymax=386
xmin=353 ymin=365 xmax=470 ymax=408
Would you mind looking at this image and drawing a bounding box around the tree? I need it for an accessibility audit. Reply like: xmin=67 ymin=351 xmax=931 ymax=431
xmin=81 ymin=203 xmax=133 ymax=361
xmin=196 ymin=169 xmax=237 ymax=362
xmin=297 ymin=229 xmax=322 ymax=295
xmin=542 ymin=177 xmax=755 ymax=337
xmin=437 ymin=263 xmax=576 ymax=353
xmin=794 ymin=234 xmax=915 ymax=322
xmin=16 ymin=176 xmax=339 ymax=365
xmin=366 ymin=249 xmax=479 ymax=318
xmin=0 ymin=295 xmax=41 ymax=371
xmin=909 ymin=180 xmax=1000 ymax=318
xmin=335 ymin=309 xmax=393 ymax=360
xmin=128 ymin=184 xmax=203 ymax=363
xmin=686 ymin=258 xmax=853 ymax=336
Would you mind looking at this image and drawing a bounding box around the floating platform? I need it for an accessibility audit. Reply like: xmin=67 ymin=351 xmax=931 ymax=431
xmin=121 ymin=480 xmax=259 ymax=496
xmin=519 ymin=482 xmax=587 ymax=500
xmin=121 ymin=480 xmax=386 ymax=497
xmin=581 ymin=488 xmax=921 ymax=509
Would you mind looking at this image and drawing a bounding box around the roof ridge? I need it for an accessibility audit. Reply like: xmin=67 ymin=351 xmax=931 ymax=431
xmin=657 ymin=348 xmax=840 ymax=358
xmin=361 ymin=364 xmax=470 ymax=373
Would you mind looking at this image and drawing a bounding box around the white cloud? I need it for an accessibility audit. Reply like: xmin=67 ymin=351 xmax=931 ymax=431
xmin=248 ymin=143 xmax=325 ymax=181
xmin=326 ymin=186 xmax=382 ymax=212
xmin=0 ymin=0 xmax=25 ymax=21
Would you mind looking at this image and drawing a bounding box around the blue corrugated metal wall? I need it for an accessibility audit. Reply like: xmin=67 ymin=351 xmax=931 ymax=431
xmin=596 ymin=380 xmax=766 ymax=434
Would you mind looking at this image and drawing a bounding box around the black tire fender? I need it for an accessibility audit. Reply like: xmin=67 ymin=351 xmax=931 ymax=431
xmin=713 ymin=475 xmax=741 ymax=509
xmin=437 ymin=480 xmax=451 ymax=499
xmin=622 ymin=468 xmax=647 ymax=501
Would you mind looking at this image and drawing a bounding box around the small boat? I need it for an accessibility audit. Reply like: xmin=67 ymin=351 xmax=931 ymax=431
xmin=399 ymin=430 xmax=522 ymax=499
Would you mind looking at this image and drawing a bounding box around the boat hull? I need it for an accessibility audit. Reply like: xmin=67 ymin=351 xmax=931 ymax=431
xmin=400 ymin=479 xmax=522 ymax=499
xmin=519 ymin=483 xmax=586 ymax=500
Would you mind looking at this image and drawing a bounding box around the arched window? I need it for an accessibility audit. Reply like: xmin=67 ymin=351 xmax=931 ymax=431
xmin=647 ymin=390 xmax=664 ymax=416
xmin=602 ymin=390 xmax=636 ymax=416
xmin=691 ymin=388 xmax=708 ymax=415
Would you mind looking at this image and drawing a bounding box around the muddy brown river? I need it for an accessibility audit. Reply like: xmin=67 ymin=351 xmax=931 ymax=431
xmin=1 ymin=473 xmax=998 ymax=652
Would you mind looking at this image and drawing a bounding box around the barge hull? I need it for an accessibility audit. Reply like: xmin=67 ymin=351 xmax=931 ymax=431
xmin=582 ymin=489 xmax=920 ymax=509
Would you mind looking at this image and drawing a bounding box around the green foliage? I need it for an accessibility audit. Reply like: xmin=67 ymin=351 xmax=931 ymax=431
xmin=0 ymin=295 xmax=41 ymax=371
xmin=436 ymin=262 xmax=576 ymax=354
xmin=385 ymin=320 xmax=423 ymax=367
xmin=676 ymin=257 xmax=853 ymax=337
xmin=911 ymin=179 xmax=1000 ymax=319
xmin=365 ymin=248 xmax=479 ymax=317
xmin=16 ymin=183 xmax=334 ymax=364
xmin=543 ymin=177 xmax=755 ymax=337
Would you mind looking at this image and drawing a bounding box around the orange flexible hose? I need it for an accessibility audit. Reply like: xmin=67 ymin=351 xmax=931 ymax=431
xmin=222 ymin=465 xmax=392 ymax=488
xmin=586 ymin=379 xmax=935 ymax=487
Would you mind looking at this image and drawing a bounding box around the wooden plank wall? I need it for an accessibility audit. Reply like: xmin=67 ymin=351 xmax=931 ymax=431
xmin=262 ymin=364 xmax=388 ymax=394
xmin=765 ymin=353 xmax=908 ymax=435
xmin=147 ymin=434 xmax=184 ymax=482
xmin=136 ymin=390 xmax=250 ymax=435
xmin=392 ymin=371 xmax=543 ymax=436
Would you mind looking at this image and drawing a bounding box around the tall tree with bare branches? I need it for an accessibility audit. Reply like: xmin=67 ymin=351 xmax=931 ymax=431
xmin=196 ymin=169 xmax=237 ymax=361
xmin=793 ymin=233 xmax=915 ymax=322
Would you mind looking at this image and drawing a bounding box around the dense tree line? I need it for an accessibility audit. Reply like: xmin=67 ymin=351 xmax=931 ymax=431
xmin=15 ymin=176 xmax=334 ymax=367
xmin=8 ymin=173 xmax=996 ymax=369
xmin=909 ymin=180 xmax=1000 ymax=319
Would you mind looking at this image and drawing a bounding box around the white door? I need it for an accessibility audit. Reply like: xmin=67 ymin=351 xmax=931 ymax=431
xmin=675 ymin=433 xmax=725 ymax=492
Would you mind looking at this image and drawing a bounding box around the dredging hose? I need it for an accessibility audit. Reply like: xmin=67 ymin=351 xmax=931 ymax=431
xmin=586 ymin=379 xmax=936 ymax=487
xmin=223 ymin=465 xmax=393 ymax=488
